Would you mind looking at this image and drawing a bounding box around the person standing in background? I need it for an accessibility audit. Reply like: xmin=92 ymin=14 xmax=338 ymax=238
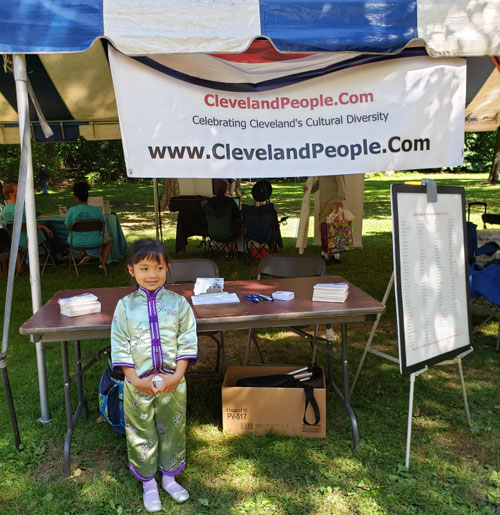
xmin=298 ymin=175 xmax=346 ymax=263
xmin=39 ymin=164 xmax=49 ymax=195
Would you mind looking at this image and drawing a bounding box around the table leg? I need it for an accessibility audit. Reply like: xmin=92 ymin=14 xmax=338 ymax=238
xmin=61 ymin=340 xmax=88 ymax=476
xmin=74 ymin=341 xmax=88 ymax=420
xmin=341 ymin=323 xmax=359 ymax=450
xmin=61 ymin=341 xmax=73 ymax=476
xmin=326 ymin=323 xmax=360 ymax=450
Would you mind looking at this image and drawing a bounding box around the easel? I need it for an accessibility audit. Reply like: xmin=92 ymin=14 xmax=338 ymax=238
xmin=351 ymin=180 xmax=474 ymax=467
xmin=403 ymin=348 xmax=472 ymax=467
xmin=351 ymin=270 xmax=472 ymax=467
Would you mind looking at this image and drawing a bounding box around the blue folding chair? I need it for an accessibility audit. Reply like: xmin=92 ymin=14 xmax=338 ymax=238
xmin=467 ymin=221 xmax=500 ymax=352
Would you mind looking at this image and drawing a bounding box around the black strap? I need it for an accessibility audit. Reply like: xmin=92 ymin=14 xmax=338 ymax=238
xmin=107 ymin=364 xmax=125 ymax=381
xmin=302 ymin=384 xmax=321 ymax=426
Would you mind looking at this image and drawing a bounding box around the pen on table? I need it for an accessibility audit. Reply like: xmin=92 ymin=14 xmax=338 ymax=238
xmin=256 ymin=294 xmax=273 ymax=301
xmin=243 ymin=294 xmax=260 ymax=303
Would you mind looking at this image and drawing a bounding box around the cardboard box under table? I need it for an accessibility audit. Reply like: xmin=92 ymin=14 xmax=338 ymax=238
xmin=222 ymin=365 xmax=326 ymax=438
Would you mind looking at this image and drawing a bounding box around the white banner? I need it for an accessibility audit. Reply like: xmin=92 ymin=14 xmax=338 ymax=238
xmin=109 ymin=47 xmax=466 ymax=178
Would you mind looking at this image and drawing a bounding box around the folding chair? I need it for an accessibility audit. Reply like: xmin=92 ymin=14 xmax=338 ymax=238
xmin=241 ymin=203 xmax=288 ymax=262
xmin=6 ymin=222 xmax=56 ymax=275
xmin=202 ymin=203 xmax=239 ymax=258
xmin=244 ymin=254 xmax=326 ymax=365
xmin=68 ymin=219 xmax=107 ymax=276
xmin=483 ymin=212 xmax=500 ymax=229
xmin=468 ymin=201 xmax=500 ymax=229
xmin=167 ymin=258 xmax=226 ymax=376
xmin=467 ymin=221 xmax=500 ymax=352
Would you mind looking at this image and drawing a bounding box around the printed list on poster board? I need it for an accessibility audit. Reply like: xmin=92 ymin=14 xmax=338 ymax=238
xmin=396 ymin=192 xmax=469 ymax=369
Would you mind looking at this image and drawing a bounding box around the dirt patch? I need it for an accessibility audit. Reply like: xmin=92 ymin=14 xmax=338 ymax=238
xmin=34 ymin=445 xmax=125 ymax=483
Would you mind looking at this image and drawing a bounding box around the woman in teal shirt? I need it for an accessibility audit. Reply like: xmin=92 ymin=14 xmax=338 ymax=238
xmin=1 ymin=182 xmax=54 ymax=247
xmin=65 ymin=181 xmax=112 ymax=266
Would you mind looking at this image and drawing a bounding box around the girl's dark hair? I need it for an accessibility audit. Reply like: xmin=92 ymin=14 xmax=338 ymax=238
xmin=73 ymin=181 xmax=90 ymax=202
xmin=127 ymin=238 xmax=169 ymax=268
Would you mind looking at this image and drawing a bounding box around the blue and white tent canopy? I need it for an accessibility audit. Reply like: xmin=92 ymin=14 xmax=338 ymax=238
xmin=0 ymin=0 xmax=500 ymax=143
xmin=2 ymin=0 xmax=500 ymax=56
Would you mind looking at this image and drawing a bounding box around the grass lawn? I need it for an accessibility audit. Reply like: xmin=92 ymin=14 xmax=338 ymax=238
xmin=0 ymin=172 xmax=499 ymax=514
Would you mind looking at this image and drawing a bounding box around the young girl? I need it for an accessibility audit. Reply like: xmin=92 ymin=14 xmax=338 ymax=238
xmin=111 ymin=238 xmax=198 ymax=512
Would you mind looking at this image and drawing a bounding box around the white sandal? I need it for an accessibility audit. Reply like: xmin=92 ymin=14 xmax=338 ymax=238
xmin=143 ymin=488 xmax=162 ymax=512
xmin=162 ymin=478 xmax=190 ymax=503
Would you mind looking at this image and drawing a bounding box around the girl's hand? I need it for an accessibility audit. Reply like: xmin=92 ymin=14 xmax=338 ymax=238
xmin=157 ymin=360 xmax=189 ymax=393
xmin=121 ymin=367 xmax=158 ymax=395
xmin=133 ymin=376 xmax=158 ymax=395
xmin=158 ymin=373 xmax=181 ymax=393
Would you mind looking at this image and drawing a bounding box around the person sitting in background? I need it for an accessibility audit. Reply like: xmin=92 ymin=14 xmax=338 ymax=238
xmin=0 ymin=227 xmax=11 ymax=253
xmin=206 ymin=179 xmax=242 ymax=239
xmin=251 ymin=179 xmax=273 ymax=205
xmin=65 ymin=181 xmax=112 ymax=266
xmin=1 ymin=182 xmax=54 ymax=248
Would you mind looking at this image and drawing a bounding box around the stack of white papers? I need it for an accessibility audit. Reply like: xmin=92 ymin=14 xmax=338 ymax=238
xmin=312 ymin=283 xmax=349 ymax=303
xmin=272 ymin=290 xmax=294 ymax=301
xmin=58 ymin=293 xmax=101 ymax=317
xmin=191 ymin=292 xmax=240 ymax=305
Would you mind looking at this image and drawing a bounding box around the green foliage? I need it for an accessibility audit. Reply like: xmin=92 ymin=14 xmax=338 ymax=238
xmin=59 ymin=138 xmax=127 ymax=183
xmin=85 ymin=171 xmax=102 ymax=187
xmin=0 ymin=138 xmax=127 ymax=188
xmin=0 ymin=144 xmax=20 ymax=182
xmin=462 ymin=131 xmax=497 ymax=172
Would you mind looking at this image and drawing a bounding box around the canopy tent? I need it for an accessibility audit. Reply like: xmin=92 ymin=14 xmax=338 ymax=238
xmin=1 ymin=0 xmax=500 ymax=424
xmin=1 ymin=1 xmax=500 ymax=143
xmin=2 ymin=0 xmax=500 ymax=55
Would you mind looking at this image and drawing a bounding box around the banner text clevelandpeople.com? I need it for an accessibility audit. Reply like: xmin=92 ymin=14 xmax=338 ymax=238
xmin=147 ymin=137 xmax=431 ymax=162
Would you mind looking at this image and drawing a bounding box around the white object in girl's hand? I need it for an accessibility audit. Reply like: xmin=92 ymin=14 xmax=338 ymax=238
xmin=152 ymin=375 xmax=163 ymax=389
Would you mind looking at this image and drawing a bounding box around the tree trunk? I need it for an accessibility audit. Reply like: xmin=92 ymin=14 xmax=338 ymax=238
xmin=159 ymin=179 xmax=179 ymax=210
xmin=486 ymin=128 xmax=500 ymax=184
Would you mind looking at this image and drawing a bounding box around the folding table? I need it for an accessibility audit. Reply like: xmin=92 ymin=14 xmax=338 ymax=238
xmin=20 ymin=276 xmax=385 ymax=475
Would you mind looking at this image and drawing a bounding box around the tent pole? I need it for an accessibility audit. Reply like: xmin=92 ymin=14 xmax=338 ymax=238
xmin=13 ymin=54 xmax=50 ymax=423
xmin=153 ymin=178 xmax=160 ymax=240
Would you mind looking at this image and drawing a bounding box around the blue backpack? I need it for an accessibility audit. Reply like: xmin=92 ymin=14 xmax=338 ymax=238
xmin=98 ymin=364 xmax=125 ymax=435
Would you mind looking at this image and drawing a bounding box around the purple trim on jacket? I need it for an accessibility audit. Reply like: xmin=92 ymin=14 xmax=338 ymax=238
xmin=112 ymin=362 xmax=135 ymax=373
xmin=177 ymin=355 xmax=197 ymax=366
xmin=138 ymin=285 xmax=165 ymax=374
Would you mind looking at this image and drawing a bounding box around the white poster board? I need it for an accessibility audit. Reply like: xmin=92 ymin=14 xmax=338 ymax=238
xmin=391 ymin=184 xmax=472 ymax=375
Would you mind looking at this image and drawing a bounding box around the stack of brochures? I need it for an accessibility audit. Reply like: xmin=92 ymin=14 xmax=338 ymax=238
xmin=191 ymin=277 xmax=239 ymax=305
xmin=272 ymin=290 xmax=294 ymax=301
xmin=312 ymin=283 xmax=349 ymax=303
xmin=191 ymin=291 xmax=240 ymax=305
xmin=58 ymin=293 xmax=101 ymax=317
